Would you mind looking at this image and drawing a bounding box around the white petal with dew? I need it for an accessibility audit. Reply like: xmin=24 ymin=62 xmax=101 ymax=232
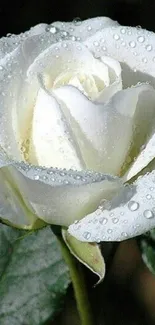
xmin=69 ymin=171 xmax=155 ymax=242
xmin=125 ymin=134 xmax=155 ymax=181
xmin=52 ymin=17 xmax=119 ymax=42
xmin=54 ymin=84 xmax=153 ymax=175
xmin=29 ymin=87 xmax=83 ymax=169
xmin=12 ymin=161 xmax=122 ymax=226
xmin=27 ymin=41 xmax=109 ymax=91
xmin=96 ymin=56 xmax=122 ymax=103
xmin=85 ymin=25 xmax=155 ymax=83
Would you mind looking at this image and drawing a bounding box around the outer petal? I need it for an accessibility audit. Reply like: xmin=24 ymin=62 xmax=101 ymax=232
xmin=52 ymin=17 xmax=119 ymax=42
xmin=0 ymin=146 xmax=123 ymax=228
xmin=0 ymin=168 xmax=39 ymax=228
xmin=10 ymin=162 xmax=122 ymax=226
xmin=0 ymin=150 xmax=43 ymax=229
xmin=0 ymin=31 xmax=65 ymax=161
xmin=69 ymin=170 xmax=155 ymax=242
xmin=54 ymin=83 xmax=155 ymax=175
xmin=0 ymin=144 xmax=122 ymax=228
xmin=0 ymin=17 xmax=118 ymax=60
xmin=0 ymin=30 xmax=81 ymax=161
xmin=84 ymin=25 xmax=155 ymax=87
xmin=124 ymin=134 xmax=155 ymax=181
xmin=121 ymin=85 xmax=155 ymax=180
xmin=0 ymin=23 xmax=47 ymax=59
xmin=0 ymin=46 xmax=27 ymax=160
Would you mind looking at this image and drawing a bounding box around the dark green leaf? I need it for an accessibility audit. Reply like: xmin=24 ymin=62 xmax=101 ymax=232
xmin=138 ymin=229 xmax=155 ymax=274
xmin=0 ymin=225 xmax=70 ymax=325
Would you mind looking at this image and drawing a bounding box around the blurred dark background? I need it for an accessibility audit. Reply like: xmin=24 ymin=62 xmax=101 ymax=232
xmin=0 ymin=0 xmax=155 ymax=37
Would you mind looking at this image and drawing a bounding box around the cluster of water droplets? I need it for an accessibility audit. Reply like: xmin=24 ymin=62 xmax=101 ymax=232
xmin=15 ymin=159 xmax=120 ymax=187
xmin=69 ymin=170 xmax=155 ymax=242
xmin=84 ymin=24 xmax=155 ymax=75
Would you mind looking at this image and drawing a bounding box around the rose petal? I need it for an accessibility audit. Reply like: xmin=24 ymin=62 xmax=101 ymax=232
xmin=84 ymin=25 xmax=155 ymax=86
xmin=29 ymin=87 xmax=84 ymax=169
xmin=0 ymin=46 xmax=27 ymax=160
xmin=27 ymin=40 xmax=109 ymax=89
xmin=0 ymin=144 xmax=122 ymax=228
xmin=0 ymin=168 xmax=37 ymax=228
xmin=96 ymin=56 xmax=122 ymax=102
xmin=124 ymin=134 xmax=155 ymax=182
xmin=11 ymin=161 xmax=122 ymax=226
xmin=0 ymin=29 xmax=79 ymax=162
xmin=121 ymin=85 xmax=155 ymax=180
xmin=52 ymin=17 xmax=119 ymax=42
xmin=0 ymin=32 xmax=62 ymax=161
xmin=0 ymin=24 xmax=47 ymax=59
xmin=53 ymin=83 xmax=154 ymax=175
xmin=69 ymin=170 xmax=155 ymax=242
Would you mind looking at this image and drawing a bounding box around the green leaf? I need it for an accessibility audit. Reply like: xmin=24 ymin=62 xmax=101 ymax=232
xmin=138 ymin=229 xmax=155 ymax=274
xmin=0 ymin=225 xmax=70 ymax=325
xmin=62 ymin=229 xmax=105 ymax=284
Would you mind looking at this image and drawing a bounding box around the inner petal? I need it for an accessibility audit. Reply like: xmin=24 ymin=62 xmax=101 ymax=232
xmin=27 ymin=40 xmax=110 ymax=95
xmin=28 ymin=87 xmax=84 ymax=170
xmin=53 ymin=70 xmax=100 ymax=99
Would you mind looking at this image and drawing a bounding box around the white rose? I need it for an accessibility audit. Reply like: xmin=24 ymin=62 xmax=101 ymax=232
xmin=1 ymin=17 xmax=155 ymax=242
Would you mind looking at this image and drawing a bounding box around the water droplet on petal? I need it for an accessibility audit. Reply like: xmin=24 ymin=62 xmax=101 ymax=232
xmin=146 ymin=194 xmax=152 ymax=200
xmin=102 ymin=46 xmax=107 ymax=51
xmin=121 ymin=41 xmax=126 ymax=47
xmin=71 ymin=36 xmax=76 ymax=41
xmin=83 ymin=231 xmax=91 ymax=240
xmin=128 ymin=201 xmax=139 ymax=211
xmin=137 ymin=36 xmax=145 ymax=43
xmin=113 ymin=34 xmax=120 ymax=40
xmin=129 ymin=41 xmax=136 ymax=48
xmin=96 ymin=209 xmax=101 ymax=216
xmin=142 ymin=57 xmax=148 ymax=63
xmin=107 ymin=229 xmax=113 ymax=234
xmin=62 ymin=43 xmax=67 ymax=48
xmin=143 ymin=210 xmax=154 ymax=219
xmin=121 ymin=232 xmax=128 ymax=238
xmin=145 ymin=44 xmax=152 ymax=51
xmin=93 ymin=41 xmax=99 ymax=47
xmin=87 ymin=25 xmax=92 ymax=31
xmin=50 ymin=26 xmax=57 ymax=34
xmin=99 ymin=217 xmax=108 ymax=225
xmin=73 ymin=17 xmax=82 ymax=26
xmin=62 ymin=31 xmax=68 ymax=37
xmin=34 ymin=175 xmax=39 ymax=180
xmin=112 ymin=217 xmax=119 ymax=224
xmin=120 ymin=28 xmax=126 ymax=34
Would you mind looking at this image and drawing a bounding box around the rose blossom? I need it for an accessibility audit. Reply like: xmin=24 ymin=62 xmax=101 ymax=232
xmin=0 ymin=17 xmax=155 ymax=242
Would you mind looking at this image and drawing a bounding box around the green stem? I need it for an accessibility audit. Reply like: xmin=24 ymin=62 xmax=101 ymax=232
xmin=57 ymin=234 xmax=94 ymax=325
